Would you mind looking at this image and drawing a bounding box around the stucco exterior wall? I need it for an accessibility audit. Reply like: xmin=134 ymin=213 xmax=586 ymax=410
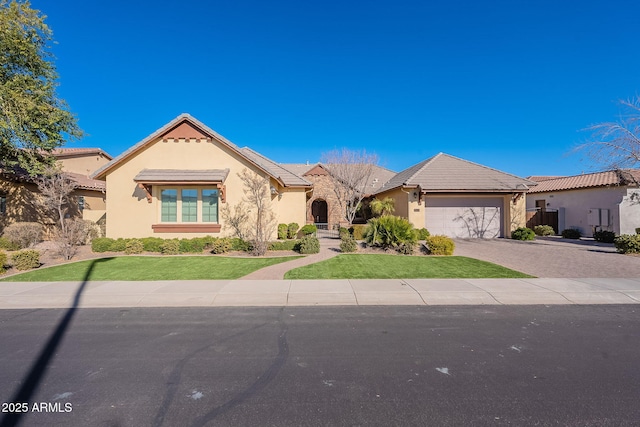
xmin=526 ymin=186 xmax=630 ymax=236
xmin=104 ymin=137 xmax=307 ymax=239
xmin=57 ymin=153 xmax=111 ymax=175
xmin=619 ymin=189 xmax=640 ymax=235
xmin=375 ymin=187 xmax=411 ymax=220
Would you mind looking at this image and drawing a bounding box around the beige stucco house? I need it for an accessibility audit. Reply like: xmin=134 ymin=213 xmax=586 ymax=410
xmin=374 ymin=153 xmax=535 ymax=238
xmin=527 ymin=170 xmax=640 ymax=237
xmin=0 ymin=148 xmax=110 ymax=235
xmin=92 ymin=114 xmax=311 ymax=239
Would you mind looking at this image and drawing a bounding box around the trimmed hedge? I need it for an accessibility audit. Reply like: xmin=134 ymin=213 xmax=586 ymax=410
xmin=125 ymin=239 xmax=144 ymax=254
xmin=348 ymin=225 xmax=367 ymax=240
xmin=277 ymin=224 xmax=288 ymax=240
xmin=160 ymin=239 xmax=180 ymax=255
xmin=614 ymin=234 xmax=640 ymax=254
xmin=268 ymin=240 xmax=300 ymax=251
xmin=11 ymin=250 xmax=40 ymax=270
xmin=300 ymin=224 xmax=317 ymax=236
xmin=415 ymin=228 xmax=431 ymax=240
xmin=0 ymin=237 xmax=20 ymax=251
xmin=92 ymin=237 xmax=114 ymax=253
xmin=0 ymin=251 xmax=7 ymax=274
xmin=298 ymin=235 xmax=320 ymax=254
xmin=287 ymin=223 xmax=299 ymax=239
xmin=340 ymin=235 xmax=358 ymax=253
xmin=425 ymin=235 xmax=455 ymax=256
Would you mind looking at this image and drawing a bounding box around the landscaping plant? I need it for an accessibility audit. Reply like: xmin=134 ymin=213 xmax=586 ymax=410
xmin=593 ymin=230 xmax=616 ymax=243
xmin=298 ymin=235 xmax=320 ymax=254
xmin=124 ymin=239 xmax=144 ymax=254
xmin=2 ymin=222 xmax=43 ymax=249
xmin=277 ymin=224 xmax=288 ymax=240
xmin=425 ymin=235 xmax=455 ymax=255
xmin=287 ymin=223 xmax=299 ymax=239
xmin=614 ymin=234 xmax=640 ymax=254
xmin=511 ymin=227 xmax=535 ymax=241
xmin=0 ymin=251 xmax=7 ymax=274
xmin=533 ymin=225 xmax=555 ymax=236
xmin=11 ymin=250 xmax=40 ymax=270
xmin=561 ymin=228 xmax=582 ymax=239
xmin=340 ymin=235 xmax=358 ymax=253
xmin=300 ymin=224 xmax=317 ymax=236
xmin=364 ymin=215 xmax=417 ymax=251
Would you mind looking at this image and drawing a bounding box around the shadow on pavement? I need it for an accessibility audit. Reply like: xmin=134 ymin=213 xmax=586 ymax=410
xmin=0 ymin=258 xmax=109 ymax=427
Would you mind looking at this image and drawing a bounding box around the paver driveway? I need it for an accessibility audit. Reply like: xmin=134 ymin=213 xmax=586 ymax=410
xmin=454 ymin=237 xmax=640 ymax=278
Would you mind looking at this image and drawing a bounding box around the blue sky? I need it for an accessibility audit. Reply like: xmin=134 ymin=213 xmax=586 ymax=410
xmin=33 ymin=0 xmax=640 ymax=177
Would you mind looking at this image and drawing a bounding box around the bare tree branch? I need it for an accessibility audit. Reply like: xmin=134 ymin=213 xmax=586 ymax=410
xmin=321 ymin=148 xmax=378 ymax=224
xmin=35 ymin=166 xmax=77 ymax=233
xmin=577 ymin=97 xmax=640 ymax=169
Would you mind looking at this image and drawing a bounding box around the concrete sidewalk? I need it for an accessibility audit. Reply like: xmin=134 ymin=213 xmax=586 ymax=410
xmin=0 ymin=277 xmax=639 ymax=309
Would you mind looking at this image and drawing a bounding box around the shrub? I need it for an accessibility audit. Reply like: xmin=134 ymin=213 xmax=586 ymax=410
xmin=425 ymin=235 xmax=455 ymax=256
xmin=141 ymin=237 xmax=164 ymax=252
xmin=298 ymin=235 xmax=320 ymax=254
xmin=210 ymin=238 xmax=233 ymax=254
xmin=614 ymin=234 xmax=640 ymax=254
xmin=287 ymin=223 xmax=299 ymax=239
xmin=2 ymin=222 xmax=44 ymax=249
xmin=300 ymin=224 xmax=317 ymax=236
xmin=277 ymin=224 xmax=288 ymax=240
xmin=636 ymin=228 xmax=640 ymax=235
xmin=160 ymin=239 xmax=180 ymax=255
xmin=533 ymin=225 xmax=555 ymax=236
xmin=230 ymin=238 xmax=251 ymax=252
xmin=11 ymin=250 xmax=40 ymax=270
xmin=0 ymin=237 xmax=20 ymax=251
xmin=349 ymin=225 xmax=367 ymax=240
xmin=561 ymin=228 xmax=582 ymax=239
xmin=415 ymin=228 xmax=430 ymax=240
xmin=593 ymin=230 xmax=616 ymax=243
xmin=179 ymin=237 xmax=208 ymax=253
xmin=110 ymin=238 xmax=127 ymax=252
xmin=0 ymin=251 xmax=7 ymax=274
xmin=511 ymin=227 xmax=535 ymax=241
xmin=340 ymin=235 xmax=358 ymax=253
xmin=92 ymin=237 xmax=115 ymax=253
xmin=124 ymin=239 xmax=144 ymax=254
xmin=397 ymin=242 xmax=415 ymax=255
xmin=269 ymin=239 xmax=300 ymax=251
xmin=364 ymin=216 xmax=417 ymax=250
xmin=339 ymin=227 xmax=350 ymax=239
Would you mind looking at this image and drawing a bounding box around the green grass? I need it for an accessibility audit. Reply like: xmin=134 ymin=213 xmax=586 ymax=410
xmin=284 ymin=254 xmax=533 ymax=279
xmin=1 ymin=256 xmax=302 ymax=282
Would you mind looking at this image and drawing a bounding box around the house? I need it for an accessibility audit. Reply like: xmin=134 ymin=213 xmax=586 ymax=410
xmin=526 ymin=170 xmax=640 ymax=237
xmin=92 ymin=114 xmax=311 ymax=239
xmin=279 ymin=162 xmax=396 ymax=228
xmin=374 ymin=153 xmax=535 ymax=238
xmin=0 ymin=148 xmax=111 ymax=234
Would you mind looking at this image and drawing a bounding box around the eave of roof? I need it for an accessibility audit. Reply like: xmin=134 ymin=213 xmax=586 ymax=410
xmin=51 ymin=148 xmax=113 ymax=160
xmin=528 ymin=169 xmax=640 ymax=193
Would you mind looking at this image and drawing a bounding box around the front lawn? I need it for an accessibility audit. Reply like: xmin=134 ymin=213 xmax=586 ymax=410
xmin=1 ymin=256 xmax=302 ymax=282
xmin=284 ymin=254 xmax=533 ymax=279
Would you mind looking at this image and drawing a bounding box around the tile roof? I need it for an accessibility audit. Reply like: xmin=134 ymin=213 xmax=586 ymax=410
xmin=280 ymin=163 xmax=396 ymax=192
xmin=526 ymin=176 xmax=564 ymax=182
xmin=528 ymin=169 xmax=640 ymax=193
xmin=0 ymin=167 xmax=105 ymax=192
xmin=240 ymin=149 xmax=312 ymax=187
xmin=51 ymin=148 xmax=112 ymax=160
xmin=92 ymin=114 xmax=310 ymax=187
xmin=377 ymin=153 xmax=535 ymax=193
xmin=134 ymin=169 xmax=230 ymax=183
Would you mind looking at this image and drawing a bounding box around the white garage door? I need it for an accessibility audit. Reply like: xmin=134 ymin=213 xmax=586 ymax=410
xmin=425 ymin=197 xmax=504 ymax=238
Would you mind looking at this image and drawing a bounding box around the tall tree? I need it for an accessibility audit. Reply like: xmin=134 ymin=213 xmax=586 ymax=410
xmin=0 ymin=0 xmax=82 ymax=173
xmin=238 ymin=169 xmax=277 ymax=256
xmin=580 ymin=97 xmax=640 ymax=170
xmin=321 ymin=148 xmax=378 ymax=224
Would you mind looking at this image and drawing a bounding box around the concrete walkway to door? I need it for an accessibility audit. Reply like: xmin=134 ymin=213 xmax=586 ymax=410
xmin=239 ymin=237 xmax=341 ymax=280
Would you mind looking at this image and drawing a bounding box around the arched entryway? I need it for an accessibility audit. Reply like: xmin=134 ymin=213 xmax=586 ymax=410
xmin=311 ymin=199 xmax=328 ymax=224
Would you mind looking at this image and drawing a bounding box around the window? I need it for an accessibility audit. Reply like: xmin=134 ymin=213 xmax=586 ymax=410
xmin=160 ymin=188 xmax=218 ymax=223
xmin=161 ymin=189 xmax=177 ymax=222
xmin=202 ymin=189 xmax=219 ymax=222
xmin=0 ymin=195 xmax=5 ymax=215
xmin=182 ymin=189 xmax=197 ymax=222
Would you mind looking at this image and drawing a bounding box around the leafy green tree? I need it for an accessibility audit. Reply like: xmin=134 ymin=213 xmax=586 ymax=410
xmin=0 ymin=0 xmax=82 ymax=173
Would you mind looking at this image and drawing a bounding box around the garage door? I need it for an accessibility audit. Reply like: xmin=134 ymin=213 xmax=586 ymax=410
xmin=425 ymin=197 xmax=504 ymax=238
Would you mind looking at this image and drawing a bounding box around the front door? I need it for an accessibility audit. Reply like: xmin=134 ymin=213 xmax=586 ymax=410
xmin=311 ymin=199 xmax=328 ymax=223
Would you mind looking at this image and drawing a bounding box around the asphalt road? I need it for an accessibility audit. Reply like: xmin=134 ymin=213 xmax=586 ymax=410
xmin=1 ymin=306 xmax=639 ymax=426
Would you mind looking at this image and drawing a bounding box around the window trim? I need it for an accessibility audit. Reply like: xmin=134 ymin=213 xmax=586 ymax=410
xmin=155 ymin=186 xmax=220 ymax=233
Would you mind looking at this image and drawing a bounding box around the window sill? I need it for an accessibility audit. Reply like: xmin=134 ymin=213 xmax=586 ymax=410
xmin=152 ymin=224 xmax=221 ymax=233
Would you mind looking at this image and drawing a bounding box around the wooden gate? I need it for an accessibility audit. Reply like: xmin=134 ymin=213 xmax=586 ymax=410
xmin=526 ymin=209 xmax=558 ymax=233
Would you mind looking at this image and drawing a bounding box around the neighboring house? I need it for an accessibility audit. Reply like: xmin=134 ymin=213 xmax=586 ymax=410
xmin=0 ymin=148 xmax=110 ymax=234
xmin=280 ymin=163 xmax=396 ymax=228
xmin=91 ymin=114 xmax=311 ymax=239
xmin=526 ymin=170 xmax=640 ymax=237
xmin=375 ymin=153 xmax=535 ymax=238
